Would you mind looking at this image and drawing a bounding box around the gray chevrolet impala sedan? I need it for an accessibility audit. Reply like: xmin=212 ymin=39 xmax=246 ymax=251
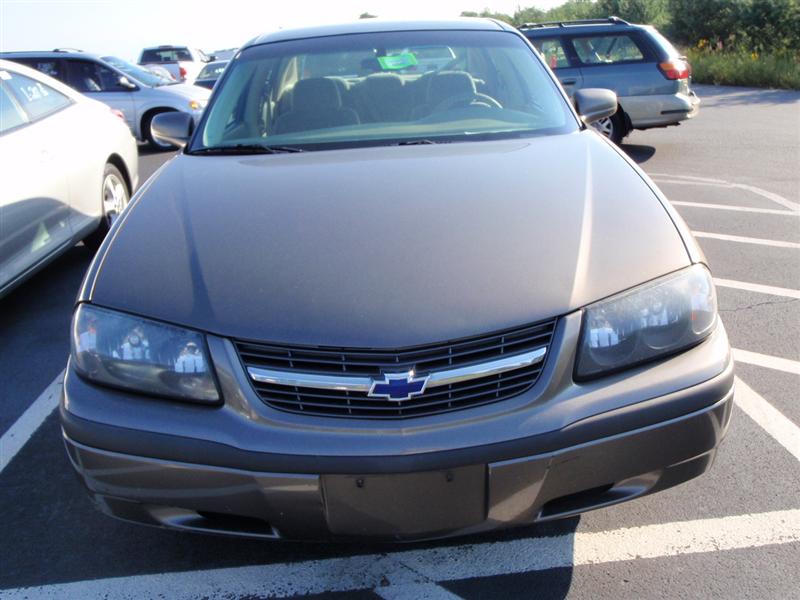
xmin=63 ymin=19 xmax=733 ymax=541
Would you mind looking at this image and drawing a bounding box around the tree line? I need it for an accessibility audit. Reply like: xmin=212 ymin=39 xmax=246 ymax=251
xmin=461 ymin=0 xmax=800 ymax=53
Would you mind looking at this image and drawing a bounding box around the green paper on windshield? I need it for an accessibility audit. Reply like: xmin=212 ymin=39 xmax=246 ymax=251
xmin=377 ymin=53 xmax=418 ymax=70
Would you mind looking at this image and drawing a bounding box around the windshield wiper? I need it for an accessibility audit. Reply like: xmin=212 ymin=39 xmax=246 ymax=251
xmin=394 ymin=139 xmax=444 ymax=146
xmin=189 ymin=144 xmax=305 ymax=155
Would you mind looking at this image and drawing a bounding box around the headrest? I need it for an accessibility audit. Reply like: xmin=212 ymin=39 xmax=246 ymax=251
xmin=292 ymin=78 xmax=342 ymax=111
xmin=427 ymin=71 xmax=476 ymax=107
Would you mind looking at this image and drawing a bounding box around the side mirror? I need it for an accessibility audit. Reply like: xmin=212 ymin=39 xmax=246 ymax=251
xmin=207 ymin=54 xmax=217 ymax=62
xmin=573 ymin=88 xmax=617 ymax=125
xmin=151 ymin=112 xmax=194 ymax=148
xmin=118 ymin=76 xmax=137 ymax=90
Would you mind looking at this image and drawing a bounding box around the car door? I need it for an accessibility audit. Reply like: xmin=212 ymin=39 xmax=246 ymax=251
xmin=64 ymin=58 xmax=136 ymax=131
xmin=0 ymin=70 xmax=74 ymax=291
xmin=527 ymin=36 xmax=583 ymax=99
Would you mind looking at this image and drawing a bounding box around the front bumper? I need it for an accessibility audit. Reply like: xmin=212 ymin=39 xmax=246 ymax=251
xmin=62 ymin=365 xmax=733 ymax=541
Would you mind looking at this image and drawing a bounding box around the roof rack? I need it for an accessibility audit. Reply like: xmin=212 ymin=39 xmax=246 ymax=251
xmin=519 ymin=16 xmax=629 ymax=29
xmin=52 ymin=47 xmax=83 ymax=53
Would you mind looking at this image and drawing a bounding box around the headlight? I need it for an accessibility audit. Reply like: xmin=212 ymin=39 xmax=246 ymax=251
xmin=575 ymin=264 xmax=717 ymax=380
xmin=71 ymin=304 xmax=219 ymax=404
xmin=189 ymin=99 xmax=207 ymax=110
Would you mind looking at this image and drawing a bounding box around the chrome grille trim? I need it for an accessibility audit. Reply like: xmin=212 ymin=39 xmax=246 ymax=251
xmin=247 ymin=347 xmax=546 ymax=392
xmin=235 ymin=318 xmax=557 ymax=419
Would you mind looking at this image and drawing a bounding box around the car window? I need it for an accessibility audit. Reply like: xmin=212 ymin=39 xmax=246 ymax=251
xmin=572 ymin=35 xmax=644 ymax=65
xmin=0 ymin=79 xmax=29 ymax=133
xmin=529 ymin=38 xmax=570 ymax=70
xmin=66 ymin=59 xmax=127 ymax=92
xmin=102 ymin=56 xmax=170 ymax=87
xmin=3 ymin=70 xmax=71 ymax=121
xmin=141 ymin=48 xmax=192 ymax=62
xmin=195 ymin=30 xmax=577 ymax=152
xmin=198 ymin=62 xmax=227 ymax=79
xmin=9 ymin=58 xmax=64 ymax=81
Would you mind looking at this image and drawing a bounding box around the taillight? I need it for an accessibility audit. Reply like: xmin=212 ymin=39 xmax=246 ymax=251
xmin=110 ymin=109 xmax=125 ymax=121
xmin=179 ymin=66 xmax=187 ymax=79
xmin=658 ymin=59 xmax=690 ymax=80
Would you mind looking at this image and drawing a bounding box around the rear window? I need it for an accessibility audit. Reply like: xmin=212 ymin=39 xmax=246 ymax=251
xmin=646 ymin=28 xmax=681 ymax=58
xmin=140 ymin=47 xmax=192 ymax=63
xmin=0 ymin=79 xmax=29 ymax=133
xmin=572 ymin=35 xmax=644 ymax=65
xmin=2 ymin=70 xmax=71 ymax=121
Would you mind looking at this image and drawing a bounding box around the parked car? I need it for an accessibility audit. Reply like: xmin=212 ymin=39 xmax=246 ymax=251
xmin=138 ymin=45 xmax=211 ymax=83
xmin=520 ymin=17 xmax=700 ymax=143
xmin=0 ymin=59 xmax=138 ymax=297
xmin=63 ymin=19 xmax=731 ymax=542
xmin=1 ymin=50 xmax=211 ymax=149
xmin=194 ymin=60 xmax=228 ymax=89
xmin=211 ymin=48 xmax=238 ymax=61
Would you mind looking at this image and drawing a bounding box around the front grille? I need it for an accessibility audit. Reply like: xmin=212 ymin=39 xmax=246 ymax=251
xmin=235 ymin=318 xmax=556 ymax=419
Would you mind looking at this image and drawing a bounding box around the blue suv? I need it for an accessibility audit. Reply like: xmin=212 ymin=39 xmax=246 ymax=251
xmin=521 ymin=17 xmax=700 ymax=143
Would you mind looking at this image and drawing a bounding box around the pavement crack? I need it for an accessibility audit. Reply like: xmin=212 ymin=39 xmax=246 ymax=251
xmin=720 ymin=298 xmax=799 ymax=313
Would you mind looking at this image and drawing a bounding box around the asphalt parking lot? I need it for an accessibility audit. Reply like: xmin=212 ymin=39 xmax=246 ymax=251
xmin=1 ymin=84 xmax=798 ymax=599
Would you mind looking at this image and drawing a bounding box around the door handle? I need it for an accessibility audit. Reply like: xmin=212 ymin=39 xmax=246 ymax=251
xmin=561 ymin=78 xmax=578 ymax=85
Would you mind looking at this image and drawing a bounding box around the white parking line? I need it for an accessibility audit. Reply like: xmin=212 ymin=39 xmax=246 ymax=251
xmin=714 ymin=278 xmax=800 ymax=299
xmin=651 ymin=173 xmax=800 ymax=212
xmin=3 ymin=509 xmax=798 ymax=599
xmin=734 ymin=349 xmax=800 ymax=376
xmin=0 ymin=371 xmax=63 ymax=475
xmin=671 ymin=201 xmax=799 ymax=216
xmin=693 ymin=231 xmax=800 ymax=249
xmin=734 ymin=376 xmax=800 ymax=462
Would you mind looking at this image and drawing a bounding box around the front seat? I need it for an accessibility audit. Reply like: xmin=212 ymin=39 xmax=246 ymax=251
xmin=411 ymin=71 xmax=477 ymax=119
xmin=274 ymin=78 xmax=360 ymax=134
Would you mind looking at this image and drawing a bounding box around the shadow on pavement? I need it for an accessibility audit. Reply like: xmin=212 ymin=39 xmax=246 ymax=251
xmin=621 ymin=143 xmax=656 ymax=164
xmin=693 ymin=84 xmax=800 ymax=107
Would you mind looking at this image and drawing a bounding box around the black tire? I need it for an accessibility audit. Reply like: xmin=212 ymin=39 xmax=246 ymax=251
xmin=83 ymin=163 xmax=130 ymax=251
xmin=591 ymin=108 xmax=627 ymax=145
xmin=143 ymin=110 xmax=177 ymax=151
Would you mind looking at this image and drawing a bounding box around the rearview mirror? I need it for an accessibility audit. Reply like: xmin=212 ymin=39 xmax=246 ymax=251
xmin=151 ymin=112 xmax=194 ymax=148
xmin=573 ymin=88 xmax=617 ymax=125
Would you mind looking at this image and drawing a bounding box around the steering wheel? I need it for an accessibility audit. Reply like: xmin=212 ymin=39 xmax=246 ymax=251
xmin=432 ymin=92 xmax=503 ymax=113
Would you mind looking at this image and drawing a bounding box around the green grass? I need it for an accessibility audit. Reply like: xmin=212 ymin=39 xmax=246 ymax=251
xmin=686 ymin=49 xmax=800 ymax=90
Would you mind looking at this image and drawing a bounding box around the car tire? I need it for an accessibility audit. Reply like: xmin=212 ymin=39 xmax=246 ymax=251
xmin=591 ymin=108 xmax=626 ymax=145
xmin=143 ymin=110 xmax=177 ymax=151
xmin=83 ymin=163 xmax=130 ymax=250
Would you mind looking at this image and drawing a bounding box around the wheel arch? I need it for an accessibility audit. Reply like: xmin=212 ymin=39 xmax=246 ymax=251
xmin=105 ymin=154 xmax=132 ymax=195
xmin=140 ymin=106 xmax=178 ymax=140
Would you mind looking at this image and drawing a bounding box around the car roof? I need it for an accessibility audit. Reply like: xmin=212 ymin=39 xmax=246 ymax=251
xmin=141 ymin=45 xmax=192 ymax=51
xmin=0 ymin=50 xmax=104 ymax=60
xmin=244 ymin=18 xmax=514 ymax=48
xmin=520 ymin=19 xmax=647 ymax=37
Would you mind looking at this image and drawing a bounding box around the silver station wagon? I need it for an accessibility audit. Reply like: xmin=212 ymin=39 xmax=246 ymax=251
xmin=63 ymin=19 xmax=732 ymax=541
xmin=521 ymin=17 xmax=700 ymax=143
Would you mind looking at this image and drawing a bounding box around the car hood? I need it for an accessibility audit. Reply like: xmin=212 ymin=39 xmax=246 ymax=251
xmin=90 ymin=131 xmax=690 ymax=347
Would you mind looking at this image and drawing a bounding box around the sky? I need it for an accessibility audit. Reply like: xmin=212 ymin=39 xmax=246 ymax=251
xmin=0 ymin=0 xmax=564 ymax=62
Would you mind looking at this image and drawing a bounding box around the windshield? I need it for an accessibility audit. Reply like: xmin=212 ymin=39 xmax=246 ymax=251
xmin=198 ymin=61 xmax=228 ymax=79
xmin=191 ymin=30 xmax=577 ymax=152
xmin=102 ymin=56 xmax=172 ymax=87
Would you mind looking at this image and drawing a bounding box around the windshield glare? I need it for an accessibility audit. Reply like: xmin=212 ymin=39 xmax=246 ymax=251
xmin=193 ymin=30 xmax=576 ymax=151
xmin=102 ymin=56 xmax=172 ymax=87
